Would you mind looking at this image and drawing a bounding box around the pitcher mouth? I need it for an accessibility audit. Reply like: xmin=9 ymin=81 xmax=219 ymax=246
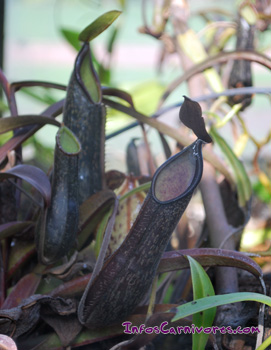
xmin=152 ymin=139 xmax=203 ymax=204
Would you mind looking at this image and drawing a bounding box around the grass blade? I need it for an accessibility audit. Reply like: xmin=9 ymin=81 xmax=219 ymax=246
xmin=210 ymin=127 xmax=251 ymax=207
xmin=172 ymin=292 xmax=271 ymax=321
xmin=187 ymin=256 xmax=216 ymax=350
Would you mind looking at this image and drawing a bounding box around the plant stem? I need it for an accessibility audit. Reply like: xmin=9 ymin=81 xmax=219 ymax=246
xmin=200 ymin=162 xmax=238 ymax=295
xmin=0 ymin=0 xmax=4 ymax=70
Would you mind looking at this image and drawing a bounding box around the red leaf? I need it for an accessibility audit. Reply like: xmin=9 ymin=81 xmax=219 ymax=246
xmin=2 ymin=273 xmax=41 ymax=309
xmin=0 ymin=221 xmax=33 ymax=240
xmin=8 ymin=242 xmax=36 ymax=280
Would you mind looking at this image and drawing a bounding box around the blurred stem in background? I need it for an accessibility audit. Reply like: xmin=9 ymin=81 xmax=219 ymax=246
xmin=0 ymin=0 xmax=4 ymax=70
xmin=0 ymin=0 xmax=5 ymax=118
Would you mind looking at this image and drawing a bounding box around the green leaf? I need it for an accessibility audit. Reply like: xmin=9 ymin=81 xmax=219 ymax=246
xmin=233 ymin=133 xmax=249 ymax=157
xmin=79 ymin=10 xmax=121 ymax=42
xmin=3 ymin=273 xmax=41 ymax=309
xmin=210 ymin=127 xmax=251 ymax=207
xmin=256 ymin=334 xmax=271 ymax=350
xmin=98 ymin=64 xmax=111 ymax=85
xmin=215 ymin=103 xmax=243 ymax=128
xmin=60 ymin=28 xmax=81 ymax=51
xmin=187 ymin=256 xmax=216 ymax=350
xmin=240 ymin=5 xmax=257 ymax=25
xmin=0 ymin=99 xmax=8 ymax=112
xmin=119 ymin=181 xmax=151 ymax=201
xmin=172 ymin=292 xmax=271 ymax=321
xmin=107 ymin=26 xmax=119 ymax=54
xmin=253 ymin=180 xmax=271 ymax=203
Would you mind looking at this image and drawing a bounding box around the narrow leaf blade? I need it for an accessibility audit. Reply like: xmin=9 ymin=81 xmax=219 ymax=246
xmin=61 ymin=28 xmax=81 ymax=51
xmin=187 ymin=256 xmax=216 ymax=350
xmin=2 ymin=273 xmax=41 ymax=309
xmin=210 ymin=128 xmax=252 ymax=207
xmin=172 ymin=292 xmax=271 ymax=321
xmin=0 ymin=115 xmax=60 ymax=134
xmin=0 ymin=100 xmax=64 ymax=164
xmin=0 ymin=221 xmax=33 ymax=240
xmin=102 ymin=87 xmax=134 ymax=107
xmin=79 ymin=11 xmax=121 ymax=42
xmin=159 ymin=248 xmax=262 ymax=278
xmin=0 ymin=164 xmax=51 ymax=206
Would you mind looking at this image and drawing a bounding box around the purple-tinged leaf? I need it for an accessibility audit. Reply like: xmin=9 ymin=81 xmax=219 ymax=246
xmin=0 ymin=69 xmax=17 ymax=115
xmin=0 ymin=221 xmax=33 ymax=240
xmin=179 ymin=96 xmax=212 ymax=143
xmin=102 ymin=87 xmax=134 ymax=107
xmin=0 ymin=100 xmax=64 ymax=165
xmin=78 ymin=11 xmax=121 ymax=42
xmin=10 ymin=81 xmax=66 ymax=93
xmin=41 ymin=311 xmax=82 ymax=347
xmin=158 ymin=248 xmax=262 ymax=277
xmin=0 ymin=165 xmax=51 ymax=207
xmin=0 ymin=180 xmax=17 ymax=224
xmin=0 ymin=69 xmax=9 ymax=101
xmin=2 ymin=273 xmax=41 ymax=309
xmin=78 ymin=190 xmax=116 ymax=250
xmin=49 ymin=274 xmax=91 ymax=298
xmin=7 ymin=242 xmax=36 ymax=280
xmin=0 ymin=246 xmax=4 ymax=307
xmin=0 ymin=115 xmax=60 ymax=135
xmin=158 ymin=131 xmax=172 ymax=159
xmin=42 ymin=99 xmax=64 ymax=118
